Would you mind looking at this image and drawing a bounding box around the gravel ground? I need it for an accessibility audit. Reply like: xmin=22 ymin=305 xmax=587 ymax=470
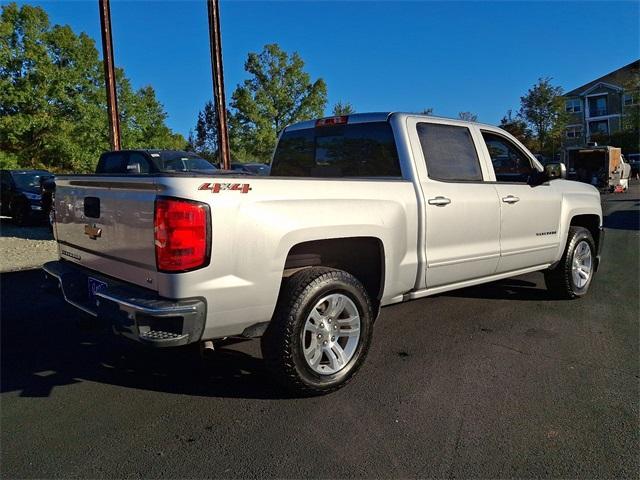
xmin=0 ymin=217 xmax=57 ymax=273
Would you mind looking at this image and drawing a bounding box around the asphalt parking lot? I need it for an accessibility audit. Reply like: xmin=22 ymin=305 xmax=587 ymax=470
xmin=1 ymin=185 xmax=638 ymax=479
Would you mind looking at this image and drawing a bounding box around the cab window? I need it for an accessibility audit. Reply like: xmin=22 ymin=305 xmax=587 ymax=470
xmin=416 ymin=123 xmax=483 ymax=182
xmin=481 ymin=132 xmax=536 ymax=183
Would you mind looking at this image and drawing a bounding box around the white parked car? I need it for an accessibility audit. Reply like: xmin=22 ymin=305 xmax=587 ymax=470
xmin=44 ymin=112 xmax=604 ymax=395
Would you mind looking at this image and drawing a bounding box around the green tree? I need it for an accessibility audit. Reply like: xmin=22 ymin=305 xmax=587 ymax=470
xmin=620 ymin=71 xmax=640 ymax=151
xmin=229 ymin=43 xmax=327 ymax=162
xmin=188 ymin=100 xmax=218 ymax=161
xmin=0 ymin=2 xmax=184 ymax=172
xmin=499 ymin=110 xmax=535 ymax=150
xmin=332 ymin=101 xmax=355 ymax=116
xmin=458 ymin=111 xmax=478 ymax=122
xmin=518 ymin=77 xmax=567 ymax=154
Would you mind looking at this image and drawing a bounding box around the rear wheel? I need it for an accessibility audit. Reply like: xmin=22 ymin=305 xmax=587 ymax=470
xmin=261 ymin=267 xmax=374 ymax=396
xmin=545 ymin=226 xmax=596 ymax=299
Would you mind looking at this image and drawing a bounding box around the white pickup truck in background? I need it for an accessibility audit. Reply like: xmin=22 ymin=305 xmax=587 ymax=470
xmin=44 ymin=112 xmax=604 ymax=395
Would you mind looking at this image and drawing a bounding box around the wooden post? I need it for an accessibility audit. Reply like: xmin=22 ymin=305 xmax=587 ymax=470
xmin=98 ymin=0 xmax=121 ymax=151
xmin=207 ymin=0 xmax=230 ymax=169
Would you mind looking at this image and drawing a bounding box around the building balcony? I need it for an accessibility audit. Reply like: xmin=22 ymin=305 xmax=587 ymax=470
xmin=588 ymin=108 xmax=608 ymax=117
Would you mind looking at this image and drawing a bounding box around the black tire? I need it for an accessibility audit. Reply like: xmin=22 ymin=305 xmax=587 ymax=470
xmin=544 ymin=226 xmax=596 ymax=299
xmin=261 ymin=267 xmax=374 ymax=396
xmin=12 ymin=203 xmax=29 ymax=226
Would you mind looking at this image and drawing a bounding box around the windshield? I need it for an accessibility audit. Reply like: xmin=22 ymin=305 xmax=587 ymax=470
xmin=12 ymin=172 xmax=50 ymax=191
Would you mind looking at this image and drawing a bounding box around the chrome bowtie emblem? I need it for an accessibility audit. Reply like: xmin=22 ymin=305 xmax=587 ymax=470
xmin=84 ymin=224 xmax=102 ymax=240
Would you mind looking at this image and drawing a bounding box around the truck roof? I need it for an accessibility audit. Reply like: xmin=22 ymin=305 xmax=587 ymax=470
xmin=284 ymin=112 xmax=501 ymax=132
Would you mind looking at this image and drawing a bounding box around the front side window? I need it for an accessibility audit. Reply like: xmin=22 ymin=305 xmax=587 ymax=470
xmin=416 ymin=123 xmax=483 ymax=182
xmin=566 ymin=98 xmax=582 ymax=113
xmin=271 ymin=122 xmax=401 ymax=178
xmin=481 ymin=132 xmax=536 ymax=183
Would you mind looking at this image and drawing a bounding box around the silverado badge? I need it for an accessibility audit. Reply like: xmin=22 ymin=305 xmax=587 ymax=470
xmin=84 ymin=224 xmax=102 ymax=240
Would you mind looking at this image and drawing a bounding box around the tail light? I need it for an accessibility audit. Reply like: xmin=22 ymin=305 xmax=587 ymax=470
xmin=154 ymin=197 xmax=210 ymax=272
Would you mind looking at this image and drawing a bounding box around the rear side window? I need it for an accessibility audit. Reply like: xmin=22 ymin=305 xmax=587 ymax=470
xmin=271 ymin=122 xmax=401 ymax=178
xmin=416 ymin=123 xmax=483 ymax=182
xmin=98 ymin=153 xmax=127 ymax=173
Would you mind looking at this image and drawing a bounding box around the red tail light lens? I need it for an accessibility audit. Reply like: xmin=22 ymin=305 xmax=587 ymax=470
xmin=154 ymin=197 xmax=210 ymax=272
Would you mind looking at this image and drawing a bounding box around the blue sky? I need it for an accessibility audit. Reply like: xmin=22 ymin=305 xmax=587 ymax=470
xmin=12 ymin=0 xmax=640 ymax=137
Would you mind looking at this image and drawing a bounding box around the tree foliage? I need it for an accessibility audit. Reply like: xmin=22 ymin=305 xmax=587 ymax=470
xmin=458 ymin=111 xmax=478 ymax=122
xmin=499 ymin=110 xmax=535 ymax=150
xmin=229 ymin=44 xmax=327 ymax=162
xmin=0 ymin=3 xmax=185 ymax=172
xmin=518 ymin=77 xmax=567 ymax=154
xmin=188 ymin=100 xmax=218 ymax=161
xmin=332 ymin=101 xmax=355 ymax=116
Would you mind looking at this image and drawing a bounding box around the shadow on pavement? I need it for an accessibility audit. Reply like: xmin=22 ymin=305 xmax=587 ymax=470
xmin=604 ymin=209 xmax=640 ymax=231
xmin=0 ymin=269 xmax=287 ymax=400
xmin=442 ymin=277 xmax=555 ymax=301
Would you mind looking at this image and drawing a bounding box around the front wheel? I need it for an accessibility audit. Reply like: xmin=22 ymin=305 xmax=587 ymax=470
xmin=545 ymin=226 xmax=596 ymax=299
xmin=261 ymin=267 xmax=374 ymax=396
xmin=12 ymin=203 xmax=29 ymax=226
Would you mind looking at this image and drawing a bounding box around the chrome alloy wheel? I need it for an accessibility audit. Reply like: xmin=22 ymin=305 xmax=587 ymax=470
xmin=572 ymin=240 xmax=593 ymax=289
xmin=301 ymin=293 xmax=361 ymax=375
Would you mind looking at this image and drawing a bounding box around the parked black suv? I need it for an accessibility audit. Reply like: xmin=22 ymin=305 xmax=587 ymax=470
xmin=0 ymin=169 xmax=54 ymax=226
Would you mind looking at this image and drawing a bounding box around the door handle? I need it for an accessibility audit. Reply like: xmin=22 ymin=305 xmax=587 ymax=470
xmin=502 ymin=195 xmax=520 ymax=204
xmin=428 ymin=196 xmax=451 ymax=206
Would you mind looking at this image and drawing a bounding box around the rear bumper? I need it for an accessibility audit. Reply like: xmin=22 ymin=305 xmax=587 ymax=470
xmin=42 ymin=260 xmax=206 ymax=347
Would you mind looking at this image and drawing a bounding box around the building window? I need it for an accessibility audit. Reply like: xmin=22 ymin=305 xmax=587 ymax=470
xmin=565 ymin=98 xmax=582 ymax=113
xmin=566 ymin=126 xmax=583 ymax=139
xmin=589 ymin=120 xmax=609 ymax=136
xmin=623 ymin=93 xmax=637 ymax=106
xmin=588 ymin=96 xmax=608 ymax=117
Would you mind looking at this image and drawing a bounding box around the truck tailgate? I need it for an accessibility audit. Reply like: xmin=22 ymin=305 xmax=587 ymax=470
xmin=53 ymin=176 xmax=159 ymax=290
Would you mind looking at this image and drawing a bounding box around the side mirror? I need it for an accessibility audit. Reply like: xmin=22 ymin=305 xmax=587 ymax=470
xmin=544 ymin=162 xmax=566 ymax=180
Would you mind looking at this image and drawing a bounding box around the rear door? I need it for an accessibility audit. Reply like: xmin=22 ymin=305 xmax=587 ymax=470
xmin=407 ymin=117 xmax=501 ymax=288
xmin=54 ymin=176 xmax=159 ymax=290
xmin=478 ymin=130 xmax=562 ymax=273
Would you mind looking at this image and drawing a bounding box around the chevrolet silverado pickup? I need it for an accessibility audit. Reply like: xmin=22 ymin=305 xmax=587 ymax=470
xmin=44 ymin=112 xmax=604 ymax=395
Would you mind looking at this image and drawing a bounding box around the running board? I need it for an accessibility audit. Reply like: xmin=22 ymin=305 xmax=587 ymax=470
xmin=402 ymin=264 xmax=551 ymax=302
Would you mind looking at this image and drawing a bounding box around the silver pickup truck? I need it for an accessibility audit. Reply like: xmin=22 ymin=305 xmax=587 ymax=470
xmin=44 ymin=112 xmax=604 ymax=395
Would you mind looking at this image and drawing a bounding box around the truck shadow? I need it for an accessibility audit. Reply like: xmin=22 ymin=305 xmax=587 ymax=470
xmin=604 ymin=209 xmax=640 ymax=231
xmin=0 ymin=269 xmax=288 ymax=400
xmin=442 ymin=277 xmax=554 ymax=301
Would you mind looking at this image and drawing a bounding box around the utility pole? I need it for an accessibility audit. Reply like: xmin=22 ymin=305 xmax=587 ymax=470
xmin=98 ymin=0 xmax=121 ymax=151
xmin=207 ymin=0 xmax=231 ymax=169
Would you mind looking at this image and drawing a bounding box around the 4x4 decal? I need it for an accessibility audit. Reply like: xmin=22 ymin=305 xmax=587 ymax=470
xmin=198 ymin=182 xmax=252 ymax=194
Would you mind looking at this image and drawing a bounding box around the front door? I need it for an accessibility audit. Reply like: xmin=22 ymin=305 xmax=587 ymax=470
xmin=479 ymin=131 xmax=562 ymax=272
xmin=409 ymin=119 xmax=501 ymax=288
